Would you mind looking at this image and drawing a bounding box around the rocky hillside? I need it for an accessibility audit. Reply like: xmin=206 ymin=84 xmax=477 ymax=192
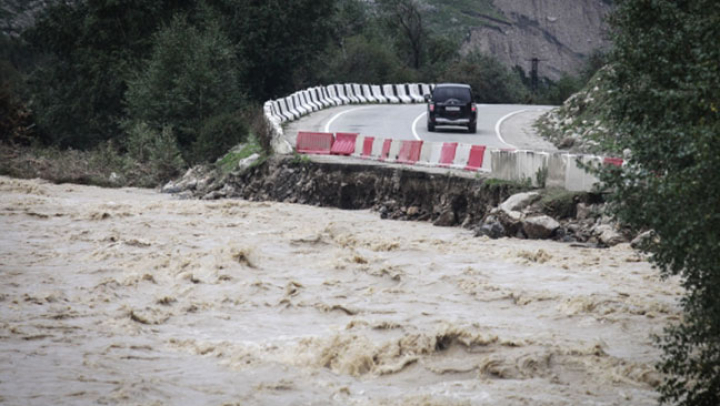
xmin=426 ymin=0 xmax=613 ymax=81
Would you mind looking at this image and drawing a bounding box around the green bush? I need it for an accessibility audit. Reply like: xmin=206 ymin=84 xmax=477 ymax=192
xmin=124 ymin=15 xmax=243 ymax=161
xmin=602 ymin=1 xmax=720 ymax=404
xmin=192 ymin=113 xmax=248 ymax=164
xmin=440 ymin=53 xmax=528 ymax=104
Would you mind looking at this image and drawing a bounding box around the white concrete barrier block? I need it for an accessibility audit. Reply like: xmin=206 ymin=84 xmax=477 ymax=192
xmin=371 ymin=85 xmax=388 ymax=103
xmin=282 ymin=98 xmax=299 ymax=120
xmin=565 ymin=154 xmax=601 ymax=192
xmin=344 ymin=84 xmax=360 ymax=104
xmin=352 ymin=84 xmax=368 ymax=103
xmin=301 ymin=90 xmax=319 ymax=112
xmin=363 ymin=84 xmax=378 ymax=103
xmin=382 ymin=84 xmax=401 ymax=103
xmin=517 ymin=150 xmax=550 ymax=187
xmin=490 ymin=150 xmax=520 ymax=181
xmin=408 ymin=83 xmax=425 ymax=103
xmin=327 ymin=85 xmax=343 ymax=105
xmin=335 ymin=84 xmax=351 ymax=104
xmin=546 ymin=152 xmax=567 ymax=188
xmin=396 ymin=84 xmax=413 ymax=104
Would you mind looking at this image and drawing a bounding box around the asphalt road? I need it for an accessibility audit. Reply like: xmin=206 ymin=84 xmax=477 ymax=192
xmin=285 ymin=103 xmax=556 ymax=150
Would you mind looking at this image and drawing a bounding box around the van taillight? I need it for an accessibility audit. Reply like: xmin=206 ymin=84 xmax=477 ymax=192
xmin=471 ymin=105 xmax=477 ymax=112
xmin=430 ymin=104 xmax=435 ymax=112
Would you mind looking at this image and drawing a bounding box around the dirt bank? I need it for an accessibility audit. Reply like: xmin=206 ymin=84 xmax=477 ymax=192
xmin=0 ymin=176 xmax=682 ymax=405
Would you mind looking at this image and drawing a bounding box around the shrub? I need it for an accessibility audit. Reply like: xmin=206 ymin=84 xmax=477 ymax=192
xmin=192 ymin=113 xmax=248 ymax=164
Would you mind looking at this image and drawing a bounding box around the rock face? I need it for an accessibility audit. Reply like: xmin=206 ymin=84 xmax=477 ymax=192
xmin=461 ymin=0 xmax=612 ymax=80
xmin=523 ymin=215 xmax=561 ymax=239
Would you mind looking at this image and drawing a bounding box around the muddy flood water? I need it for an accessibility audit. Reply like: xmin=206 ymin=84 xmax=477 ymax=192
xmin=0 ymin=176 xmax=683 ymax=405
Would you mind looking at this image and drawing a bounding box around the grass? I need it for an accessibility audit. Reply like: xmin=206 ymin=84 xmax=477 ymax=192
xmin=216 ymin=135 xmax=266 ymax=174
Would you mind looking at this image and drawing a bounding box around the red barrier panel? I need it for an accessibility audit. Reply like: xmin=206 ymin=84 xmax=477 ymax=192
xmin=362 ymin=137 xmax=374 ymax=158
xmin=604 ymin=157 xmax=624 ymax=167
xmin=439 ymin=142 xmax=458 ymax=167
xmin=397 ymin=140 xmax=423 ymax=164
xmin=330 ymin=132 xmax=358 ymax=155
xmin=379 ymin=139 xmax=392 ymax=161
xmin=297 ymin=131 xmax=334 ymax=154
xmin=464 ymin=145 xmax=486 ymax=171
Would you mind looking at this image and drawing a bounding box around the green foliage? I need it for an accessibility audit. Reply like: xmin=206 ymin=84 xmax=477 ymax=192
xmin=193 ymin=113 xmax=249 ymax=164
xmin=601 ymin=1 xmax=720 ymax=404
xmin=124 ymin=15 xmax=243 ymax=162
xmin=124 ymin=122 xmax=185 ymax=184
xmin=440 ymin=52 xmax=528 ymax=103
xmin=149 ymin=126 xmax=186 ymax=182
xmin=214 ymin=0 xmax=335 ymax=99
xmin=216 ymin=135 xmax=265 ymax=174
xmin=319 ymin=34 xmax=413 ymax=84
xmin=23 ymin=0 xmax=193 ymax=148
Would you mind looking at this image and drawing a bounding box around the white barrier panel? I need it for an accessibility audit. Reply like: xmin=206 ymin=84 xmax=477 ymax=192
xmin=335 ymin=84 xmax=351 ymax=104
xmin=307 ymin=90 xmax=322 ymax=111
xmin=370 ymin=137 xmax=386 ymax=160
xmin=327 ymin=85 xmax=343 ymax=105
xmin=291 ymin=93 xmax=309 ymax=116
xmin=309 ymin=87 xmax=327 ymax=109
xmin=408 ymin=83 xmax=425 ymax=103
xmin=420 ymin=83 xmax=433 ymax=97
xmin=265 ymin=102 xmax=282 ymax=125
xmin=278 ymin=99 xmax=294 ymax=121
xmin=546 ymin=152 xmax=567 ymax=189
xmin=362 ymin=85 xmax=378 ymax=103
xmin=320 ymin=87 xmax=337 ymax=107
xmin=282 ymin=98 xmax=299 ymax=120
xmin=418 ymin=142 xmax=443 ymax=166
xmin=518 ymin=151 xmax=550 ymax=187
xmin=490 ymin=150 xmax=519 ymax=180
xmin=386 ymin=139 xmax=402 ymax=162
xmin=383 ymin=84 xmax=400 ymax=103
xmin=565 ymin=154 xmax=601 ymax=192
xmin=371 ymin=85 xmax=388 ymax=103
xmin=344 ymin=84 xmax=360 ymax=104
xmin=396 ymin=84 xmax=413 ymax=103
xmin=453 ymin=143 xmax=473 ymax=169
xmin=300 ymin=90 xmax=318 ymax=112
xmin=352 ymin=84 xmax=368 ymax=103
xmin=352 ymin=135 xmax=365 ymax=158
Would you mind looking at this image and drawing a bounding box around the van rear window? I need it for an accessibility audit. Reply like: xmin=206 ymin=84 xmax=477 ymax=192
xmin=433 ymin=87 xmax=471 ymax=103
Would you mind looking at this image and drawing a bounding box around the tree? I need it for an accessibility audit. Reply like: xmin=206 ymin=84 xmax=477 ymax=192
xmin=378 ymin=0 xmax=426 ymax=70
xmin=440 ymin=53 xmax=527 ymax=104
xmin=124 ymin=15 xmax=244 ymax=163
xmin=213 ymin=0 xmax=335 ymax=100
xmin=23 ymin=0 xmax=193 ymax=148
xmin=601 ymin=1 xmax=720 ymax=404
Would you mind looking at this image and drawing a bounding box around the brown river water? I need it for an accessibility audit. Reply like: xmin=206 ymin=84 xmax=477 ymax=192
xmin=0 ymin=176 xmax=683 ymax=405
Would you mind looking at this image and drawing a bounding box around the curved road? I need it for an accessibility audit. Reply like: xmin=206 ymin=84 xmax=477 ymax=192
xmin=285 ymin=103 xmax=556 ymax=151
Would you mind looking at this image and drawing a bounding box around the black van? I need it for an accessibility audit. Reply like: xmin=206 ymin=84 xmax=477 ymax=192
xmin=425 ymin=83 xmax=477 ymax=133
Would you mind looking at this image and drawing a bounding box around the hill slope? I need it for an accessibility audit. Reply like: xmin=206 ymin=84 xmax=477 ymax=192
xmin=425 ymin=0 xmax=613 ymax=81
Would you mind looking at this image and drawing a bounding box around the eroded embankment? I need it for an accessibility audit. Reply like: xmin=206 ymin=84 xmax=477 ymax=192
xmin=170 ymin=157 xmax=627 ymax=246
xmin=185 ymin=157 xmax=525 ymax=228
